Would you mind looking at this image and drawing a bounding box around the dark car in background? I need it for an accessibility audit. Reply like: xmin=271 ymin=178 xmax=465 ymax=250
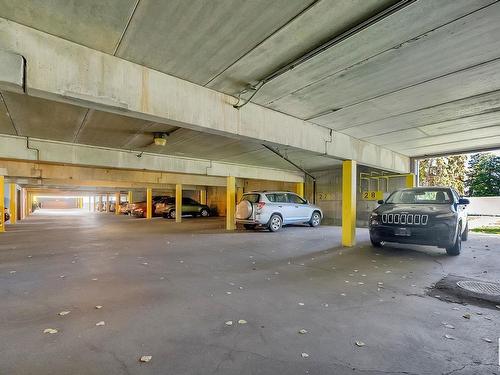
xmin=369 ymin=187 xmax=469 ymax=256
xmin=160 ymin=197 xmax=210 ymax=219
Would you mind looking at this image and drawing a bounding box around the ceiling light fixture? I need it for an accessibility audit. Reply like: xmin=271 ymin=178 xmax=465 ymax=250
xmin=153 ymin=132 xmax=168 ymax=146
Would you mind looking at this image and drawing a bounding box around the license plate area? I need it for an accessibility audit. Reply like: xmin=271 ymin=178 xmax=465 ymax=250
xmin=394 ymin=227 xmax=411 ymax=236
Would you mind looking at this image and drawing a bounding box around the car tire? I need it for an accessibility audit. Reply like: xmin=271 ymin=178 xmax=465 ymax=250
xmin=309 ymin=211 xmax=321 ymax=227
xmin=200 ymin=208 xmax=210 ymax=218
xmin=446 ymin=224 xmax=461 ymax=256
xmin=370 ymin=237 xmax=383 ymax=247
xmin=268 ymin=214 xmax=282 ymax=232
xmin=461 ymin=222 xmax=469 ymax=241
xmin=169 ymin=210 xmax=176 ymax=219
xmin=243 ymin=224 xmax=256 ymax=230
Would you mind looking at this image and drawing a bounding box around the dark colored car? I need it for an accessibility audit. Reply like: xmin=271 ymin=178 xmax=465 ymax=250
xmin=4 ymin=208 xmax=9 ymax=223
xmin=369 ymin=187 xmax=469 ymax=256
xmin=160 ymin=197 xmax=210 ymax=219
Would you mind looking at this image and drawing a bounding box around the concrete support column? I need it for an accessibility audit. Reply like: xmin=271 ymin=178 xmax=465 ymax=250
xmin=0 ymin=176 xmax=4 ymax=232
xmin=295 ymin=182 xmax=305 ymax=198
xmin=405 ymin=173 xmax=416 ymax=188
xmin=199 ymin=189 xmax=206 ymax=205
xmin=9 ymin=183 xmax=16 ymax=224
xmin=146 ymin=188 xmax=152 ymax=219
xmin=105 ymin=194 xmax=110 ymax=212
xmin=115 ymin=192 xmax=120 ymax=215
xmin=88 ymin=196 xmax=91 ymax=212
xmin=23 ymin=189 xmax=28 ymax=218
xmin=127 ymin=191 xmax=133 ymax=204
xmin=175 ymin=184 xmax=182 ymax=223
xmin=342 ymin=160 xmax=356 ymax=247
xmin=98 ymin=195 xmax=103 ymax=212
xmin=226 ymin=176 xmax=236 ymax=231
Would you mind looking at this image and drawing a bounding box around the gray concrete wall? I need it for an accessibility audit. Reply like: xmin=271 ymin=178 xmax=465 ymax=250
xmin=38 ymin=197 xmax=77 ymax=209
xmin=312 ymin=166 xmax=409 ymax=227
xmin=467 ymin=197 xmax=500 ymax=216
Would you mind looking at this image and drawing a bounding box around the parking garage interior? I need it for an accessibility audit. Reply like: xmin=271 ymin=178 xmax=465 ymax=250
xmin=1 ymin=1 xmax=499 ymax=374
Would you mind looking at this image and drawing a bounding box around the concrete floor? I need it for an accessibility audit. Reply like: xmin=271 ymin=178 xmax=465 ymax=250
xmin=0 ymin=209 xmax=499 ymax=375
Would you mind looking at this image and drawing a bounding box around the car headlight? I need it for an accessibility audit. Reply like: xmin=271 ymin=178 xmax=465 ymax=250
xmin=370 ymin=213 xmax=380 ymax=225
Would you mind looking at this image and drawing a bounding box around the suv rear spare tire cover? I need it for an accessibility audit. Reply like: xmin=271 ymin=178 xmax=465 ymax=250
xmin=236 ymin=200 xmax=253 ymax=220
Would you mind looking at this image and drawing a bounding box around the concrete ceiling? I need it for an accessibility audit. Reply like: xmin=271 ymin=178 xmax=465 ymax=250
xmin=0 ymin=0 xmax=498 ymax=163
xmin=0 ymin=91 xmax=341 ymax=172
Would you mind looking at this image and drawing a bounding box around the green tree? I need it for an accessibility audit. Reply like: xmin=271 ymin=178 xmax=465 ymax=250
xmin=466 ymin=153 xmax=500 ymax=196
xmin=419 ymin=155 xmax=467 ymax=194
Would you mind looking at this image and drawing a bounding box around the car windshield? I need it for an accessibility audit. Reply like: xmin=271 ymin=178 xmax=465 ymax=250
xmin=386 ymin=189 xmax=452 ymax=204
xmin=241 ymin=194 xmax=260 ymax=203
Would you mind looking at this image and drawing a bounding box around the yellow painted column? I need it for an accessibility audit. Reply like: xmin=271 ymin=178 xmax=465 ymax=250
xmin=127 ymin=191 xmax=133 ymax=204
xmin=23 ymin=190 xmax=28 ymax=218
xmin=175 ymin=184 xmax=182 ymax=223
xmin=0 ymin=176 xmax=5 ymax=232
xmin=295 ymin=182 xmax=305 ymax=198
xmin=146 ymin=188 xmax=153 ymax=219
xmin=342 ymin=160 xmax=357 ymax=247
xmin=115 ymin=192 xmax=120 ymax=215
xmin=199 ymin=189 xmax=206 ymax=205
xmin=236 ymin=187 xmax=243 ymax=204
xmin=9 ymin=183 xmax=16 ymax=224
xmin=226 ymin=176 xmax=236 ymax=230
xmin=405 ymin=173 xmax=416 ymax=188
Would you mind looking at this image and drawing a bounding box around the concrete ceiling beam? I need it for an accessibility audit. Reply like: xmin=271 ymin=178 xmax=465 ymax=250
xmin=0 ymin=18 xmax=410 ymax=173
xmin=0 ymin=50 xmax=24 ymax=94
xmin=0 ymin=159 xmax=227 ymax=188
xmin=0 ymin=134 xmax=304 ymax=183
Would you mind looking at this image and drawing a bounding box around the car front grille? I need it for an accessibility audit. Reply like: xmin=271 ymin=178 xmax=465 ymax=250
xmin=381 ymin=213 xmax=428 ymax=225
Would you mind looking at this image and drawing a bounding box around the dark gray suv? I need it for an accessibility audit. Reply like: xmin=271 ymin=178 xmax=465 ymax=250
xmin=369 ymin=187 xmax=469 ymax=255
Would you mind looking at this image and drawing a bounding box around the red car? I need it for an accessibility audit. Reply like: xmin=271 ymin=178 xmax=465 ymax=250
xmin=130 ymin=196 xmax=166 ymax=218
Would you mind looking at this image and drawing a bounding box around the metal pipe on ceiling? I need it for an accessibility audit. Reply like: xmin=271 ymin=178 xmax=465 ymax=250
xmin=233 ymin=0 xmax=417 ymax=109
xmin=261 ymin=144 xmax=315 ymax=181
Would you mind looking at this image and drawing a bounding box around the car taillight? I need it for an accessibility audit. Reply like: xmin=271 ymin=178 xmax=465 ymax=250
xmin=257 ymin=201 xmax=266 ymax=210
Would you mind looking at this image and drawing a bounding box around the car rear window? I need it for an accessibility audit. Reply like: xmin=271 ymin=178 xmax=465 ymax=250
xmin=266 ymin=193 xmax=287 ymax=203
xmin=241 ymin=194 xmax=260 ymax=203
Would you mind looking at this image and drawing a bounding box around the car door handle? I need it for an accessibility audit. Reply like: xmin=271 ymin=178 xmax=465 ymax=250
xmin=278 ymin=205 xmax=283 ymax=208
xmin=295 ymin=206 xmax=299 ymax=208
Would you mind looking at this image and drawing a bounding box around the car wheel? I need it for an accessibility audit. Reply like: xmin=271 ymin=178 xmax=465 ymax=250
xmin=243 ymin=224 xmax=256 ymax=230
xmin=268 ymin=214 xmax=282 ymax=232
xmin=461 ymin=222 xmax=468 ymax=241
xmin=200 ymin=208 xmax=210 ymax=217
xmin=169 ymin=210 xmax=176 ymax=219
xmin=446 ymin=224 xmax=461 ymax=256
xmin=370 ymin=237 xmax=383 ymax=247
xmin=309 ymin=211 xmax=321 ymax=227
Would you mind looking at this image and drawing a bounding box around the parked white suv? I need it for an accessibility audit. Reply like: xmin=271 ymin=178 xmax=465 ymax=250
xmin=236 ymin=191 xmax=322 ymax=232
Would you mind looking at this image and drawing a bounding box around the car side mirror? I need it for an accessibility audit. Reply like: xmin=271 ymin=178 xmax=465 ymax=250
xmin=458 ymin=198 xmax=470 ymax=205
xmin=377 ymin=200 xmax=384 ymax=204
